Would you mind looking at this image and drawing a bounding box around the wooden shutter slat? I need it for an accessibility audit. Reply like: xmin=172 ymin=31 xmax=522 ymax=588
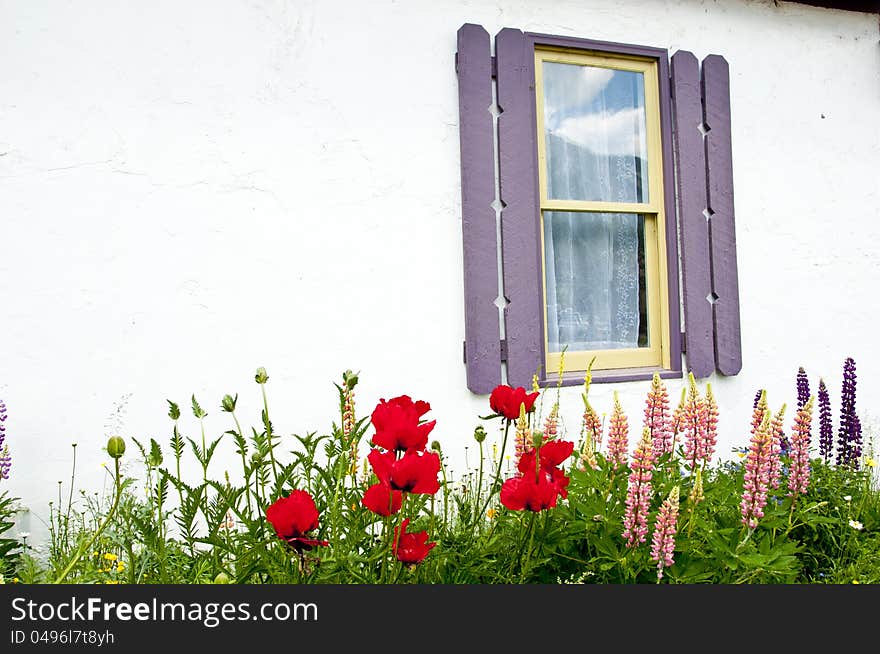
xmin=457 ymin=23 xmax=502 ymax=393
xmin=702 ymin=54 xmax=743 ymax=376
xmin=495 ymin=27 xmax=543 ymax=389
xmin=671 ymin=50 xmax=715 ymax=379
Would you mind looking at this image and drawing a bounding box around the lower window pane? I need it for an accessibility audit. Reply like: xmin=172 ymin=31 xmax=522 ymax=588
xmin=543 ymin=211 xmax=648 ymax=353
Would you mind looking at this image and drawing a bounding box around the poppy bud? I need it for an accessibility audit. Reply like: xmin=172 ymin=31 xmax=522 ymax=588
xmin=213 ymin=572 xmax=231 ymax=584
xmin=255 ymin=367 xmax=269 ymax=384
xmin=430 ymin=440 xmax=442 ymax=453
xmin=221 ymin=394 xmax=237 ymax=413
xmin=473 ymin=425 xmax=487 ymax=443
xmin=107 ymin=436 xmax=126 ymax=459
xmin=532 ymin=431 xmax=544 ymax=449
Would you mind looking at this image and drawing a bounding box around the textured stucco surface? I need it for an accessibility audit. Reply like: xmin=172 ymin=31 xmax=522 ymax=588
xmin=1 ymin=0 xmax=878 ymax=541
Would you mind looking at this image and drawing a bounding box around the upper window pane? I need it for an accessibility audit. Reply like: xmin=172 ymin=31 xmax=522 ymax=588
xmin=542 ymin=61 xmax=649 ymax=204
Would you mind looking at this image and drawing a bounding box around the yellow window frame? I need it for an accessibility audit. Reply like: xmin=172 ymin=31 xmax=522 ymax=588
xmin=535 ymin=47 xmax=672 ymax=374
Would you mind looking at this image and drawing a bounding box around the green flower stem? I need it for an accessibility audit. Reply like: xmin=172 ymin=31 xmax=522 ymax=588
xmin=198 ymin=416 xmax=209 ymax=485
xmin=476 ymin=419 xmax=511 ymax=531
xmin=519 ymin=512 xmax=537 ymax=583
xmin=53 ymin=458 xmax=122 ymax=584
xmin=260 ymin=384 xmax=279 ymax=486
xmin=231 ymin=410 xmax=253 ymax=517
xmin=474 ymin=439 xmax=484 ymax=528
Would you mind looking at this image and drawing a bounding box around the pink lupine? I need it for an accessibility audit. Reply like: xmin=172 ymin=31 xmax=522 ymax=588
xmin=670 ymin=387 xmax=686 ymax=454
xmin=650 ymin=486 xmax=680 ymax=580
xmin=606 ymin=392 xmax=629 ymax=470
xmin=644 ymin=372 xmax=673 ymax=457
xmin=543 ymin=403 xmax=559 ymax=442
xmin=767 ymin=405 xmax=786 ymax=490
xmin=788 ymin=397 xmax=814 ymax=498
xmin=514 ymin=404 xmax=533 ymax=461
xmin=682 ymin=374 xmax=709 ymax=472
xmin=741 ymin=412 xmax=774 ymax=529
xmin=622 ymin=429 xmax=654 ymax=548
xmin=704 ymin=383 xmax=718 ymax=462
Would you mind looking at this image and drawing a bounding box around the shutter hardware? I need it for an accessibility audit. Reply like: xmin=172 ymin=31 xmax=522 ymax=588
xmin=463 ymin=339 xmax=508 ymax=364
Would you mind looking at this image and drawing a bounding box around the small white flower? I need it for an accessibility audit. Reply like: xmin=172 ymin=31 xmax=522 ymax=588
xmin=849 ymin=520 xmax=863 ymax=531
xmin=844 ymin=495 xmax=852 ymax=502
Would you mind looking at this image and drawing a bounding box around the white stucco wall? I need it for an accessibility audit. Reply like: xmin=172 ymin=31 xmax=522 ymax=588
xmin=1 ymin=0 xmax=878 ymax=543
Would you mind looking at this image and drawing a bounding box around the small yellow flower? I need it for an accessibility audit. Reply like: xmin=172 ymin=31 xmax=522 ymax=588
xmin=103 ymin=553 xmax=118 ymax=562
xmin=737 ymin=452 xmax=746 ymax=459
xmin=486 ymin=508 xmax=497 ymax=520
xmin=105 ymin=580 xmax=119 ymax=585
xmin=852 ymin=580 xmax=860 ymax=584
xmin=116 ymin=561 xmax=125 ymax=572
xmin=865 ymin=457 xmax=875 ymax=468
xmin=12 ymin=578 xmax=19 ymax=584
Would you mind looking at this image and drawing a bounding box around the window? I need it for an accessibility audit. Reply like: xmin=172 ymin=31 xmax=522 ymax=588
xmin=456 ymin=25 xmax=741 ymax=393
xmin=535 ymin=48 xmax=671 ymax=374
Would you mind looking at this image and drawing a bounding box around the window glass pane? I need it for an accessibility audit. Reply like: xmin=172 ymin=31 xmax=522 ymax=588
xmin=543 ymin=211 xmax=648 ymax=353
xmin=542 ymin=61 xmax=649 ymax=203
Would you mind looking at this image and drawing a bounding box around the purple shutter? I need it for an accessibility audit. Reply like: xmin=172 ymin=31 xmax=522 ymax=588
xmin=495 ymin=28 xmax=543 ymax=389
xmin=671 ymin=50 xmax=715 ymax=379
xmin=702 ymin=55 xmax=742 ymax=375
xmin=456 ymin=24 xmax=502 ymax=393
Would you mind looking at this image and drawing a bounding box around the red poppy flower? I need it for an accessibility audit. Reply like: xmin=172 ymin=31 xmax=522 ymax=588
xmin=516 ymin=440 xmax=575 ymax=474
xmin=361 ymin=482 xmax=403 ymax=516
xmin=265 ymin=490 xmax=329 ymax=551
xmin=368 ymin=449 xmax=441 ymax=495
xmin=489 ymin=385 xmax=540 ymax=421
xmin=499 ymin=473 xmax=560 ymax=512
xmin=393 ymin=519 xmax=436 ymax=565
xmin=371 ymin=395 xmax=436 ymax=453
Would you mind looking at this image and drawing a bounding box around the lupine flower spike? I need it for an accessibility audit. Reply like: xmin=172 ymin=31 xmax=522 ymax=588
xmin=741 ymin=411 xmax=774 ymax=529
xmin=644 ymin=373 xmax=673 ymax=458
xmin=704 ymin=384 xmax=718 ymax=464
xmin=579 ymin=368 xmax=600 ymax=471
xmin=581 ymin=362 xmax=602 ymax=450
xmin=796 ymin=367 xmax=810 ymax=411
xmin=0 ymin=400 xmax=9 ymax=481
xmin=788 ymin=396 xmax=814 ymax=499
xmin=751 ymin=391 xmax=768 ymax=437
xmin=622 ymin=428 xmax=654 ymax=548
xmin=817 ymin=379 xmax=833 ymax=463
xmin=514 ymin=403 xmax=532 ymax=461
xmin=768 ymin=405 xmax=786 ymax=489
xmin=650 ymin=486 xmax=680 ymax=581
xmin=688 ymin=468 xmax=704 ymax=505
xmin=671 ymin=387 xmax=687 ymax=455
xmin=836 ymin=357 xmax=862 ymax=468
xmin=753 ymin=389 xmax=763 ymax=410
xmin=682 ymin=373 xmax=709 ymax=473
xmin=543 ymin=404 xmax=559 ymax=443
xmin=606 ymin=392 xmax=630 ymax=471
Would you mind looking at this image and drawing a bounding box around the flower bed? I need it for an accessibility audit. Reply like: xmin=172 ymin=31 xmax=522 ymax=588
xmin=1 ymin=360 xmax=878 ymax=584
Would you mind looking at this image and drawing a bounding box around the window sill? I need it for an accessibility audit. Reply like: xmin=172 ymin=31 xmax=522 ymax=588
xmin=538 ymin=365 xmax=683 ymax=388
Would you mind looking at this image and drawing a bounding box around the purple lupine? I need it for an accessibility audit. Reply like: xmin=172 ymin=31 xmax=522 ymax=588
xmin=818 ymin=379 xmax=833 ymax=463
xmin=796 ymin=367 xmax=810 ymax=411
xmin=836 ymin=357 xmax=862 ymax=468
xmin=0 ymin=399 xmax=9 ymax=481
xmin=0 ymin=399 xmax=6 ymax=449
